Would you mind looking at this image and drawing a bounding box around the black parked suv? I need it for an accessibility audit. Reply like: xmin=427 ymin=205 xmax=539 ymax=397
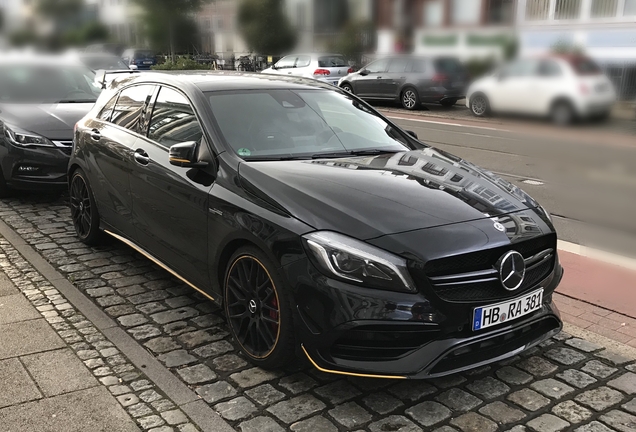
xmin=0 ymin=55 xmax=101 ymax=196
xmin=70 ymin=72 xmax=562 ymax=378
xmin=339 ymin=55 xmax=468 ymax=110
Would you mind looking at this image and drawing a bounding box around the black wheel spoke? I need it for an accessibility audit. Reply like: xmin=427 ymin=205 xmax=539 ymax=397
xmin=225 ymin=256 xmax=281 ymax=358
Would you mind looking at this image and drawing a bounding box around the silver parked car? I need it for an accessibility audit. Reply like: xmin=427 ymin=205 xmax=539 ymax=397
xmin=261 ymin=53 xmax=352 ymax=86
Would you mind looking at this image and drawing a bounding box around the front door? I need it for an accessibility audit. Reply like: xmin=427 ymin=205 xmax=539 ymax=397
xmin=129 ymin=86 xmax=212 ymax=290
xmin=354 ymin=58 xmax=390 ymax=98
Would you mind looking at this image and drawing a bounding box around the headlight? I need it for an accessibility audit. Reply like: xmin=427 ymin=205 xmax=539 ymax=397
xmin=303 ymin=231 xmax=417 ymax=293
xmin=3 ymin=123 xmax=54 ymax=147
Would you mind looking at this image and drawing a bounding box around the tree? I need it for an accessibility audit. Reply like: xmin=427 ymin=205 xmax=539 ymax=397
xmin=133 ymin=0 xmax=209 ymax=61
xmin=36 ymin=0 xmax=83 ymax=23
xmin=238 ymin=0 xmax=297 ymax=56
xmin=328 ymin=21 xmax=376 ymax=66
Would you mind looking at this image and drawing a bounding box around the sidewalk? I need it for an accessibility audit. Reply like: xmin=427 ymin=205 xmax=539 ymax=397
xmin=0 ymin=271 xmax=140 ymax=432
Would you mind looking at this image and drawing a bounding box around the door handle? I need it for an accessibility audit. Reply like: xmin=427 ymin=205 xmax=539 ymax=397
xmin=90 ymin=129 xmax=101 ymax=141
xmin=134 ymin=149 xmax=150 ymax=165
xmin=376 ymin=76 xmax=383 ymax=79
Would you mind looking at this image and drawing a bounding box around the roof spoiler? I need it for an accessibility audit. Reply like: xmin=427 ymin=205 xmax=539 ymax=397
xmin=94 ymin=69 xmax=140 ymax=90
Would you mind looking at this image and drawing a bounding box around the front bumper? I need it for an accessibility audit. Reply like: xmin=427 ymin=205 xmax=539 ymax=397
xmin=0 ymin=138 xmax=70 ymax=191
xmin=285 ymin=251 xmax=563 ymax=379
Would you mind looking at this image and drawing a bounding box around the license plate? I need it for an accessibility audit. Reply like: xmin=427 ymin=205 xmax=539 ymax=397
xmin=472 ymin=289 xmax=543 ymax=331
xmin=143 ymin=61 xmax=153 ymax=65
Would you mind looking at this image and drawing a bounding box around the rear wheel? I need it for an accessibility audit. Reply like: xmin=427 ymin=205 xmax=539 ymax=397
xmin=70 ymin=168 xmax=102 ymax=245
xmin=440 ymin=99 xmax=457 ymax=107
xmin=401 ymin=88 xmax=420 ymax=110
xmin=470 ymin=93 xmax=490 ymax=117
xmin=551 ymin=100 xmax=575 ymax=125
xmin=341 ymin=83 xmax=354 ymax=94
xmin=224 ymin=247 xmax=295 ymax=369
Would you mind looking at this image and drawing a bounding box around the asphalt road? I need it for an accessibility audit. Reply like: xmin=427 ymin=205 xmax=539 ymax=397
xmin=388 ymin=112 xmax=636 ymax=258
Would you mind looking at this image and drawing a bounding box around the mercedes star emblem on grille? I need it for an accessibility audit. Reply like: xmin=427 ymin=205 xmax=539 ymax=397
xmin=498 ymin=251 xmax=526 ymax=291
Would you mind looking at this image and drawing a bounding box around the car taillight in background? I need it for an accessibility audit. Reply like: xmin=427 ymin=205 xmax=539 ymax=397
xmin=432 ymin=73 xmax=448 ymax=83
xmin=347 ymin=67 xmax=354 ymax=74
xmin=314 ymin=69 xmax=331 ymax=76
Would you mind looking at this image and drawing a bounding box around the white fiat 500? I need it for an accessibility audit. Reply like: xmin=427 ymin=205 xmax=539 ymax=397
xmin=261 ymin=53 xmax=352 ymax=86
xmin=466 ymin=55 xmax=616 ymax=124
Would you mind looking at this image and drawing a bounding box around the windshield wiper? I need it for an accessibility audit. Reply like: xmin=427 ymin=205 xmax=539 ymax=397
xmin=311 ymin=149 xmax=402 ymax=159
xmin=58 ymin=100 xmax=97 ymax=104
xmin=242 ymin=155 xmax=313 ymax=161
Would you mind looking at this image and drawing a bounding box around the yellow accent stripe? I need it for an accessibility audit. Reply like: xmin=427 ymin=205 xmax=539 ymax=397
xmin=301 ymin=345 xmax=407 ymax=380
xmin=104 ymin=230 xmax=215 ymax=302
xmin=169 ymin=158 xmax=191 ymax=163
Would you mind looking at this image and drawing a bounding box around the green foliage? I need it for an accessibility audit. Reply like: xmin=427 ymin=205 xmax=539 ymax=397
xmin=9 ymin=29 xmax=39 ymax=47
xmin=502 ymin=37 xmax=518 ymax=61
xmin=152 ymin=58 xmax=212 ymax=70
xmin=62 ymin=21 xmax=110 ymax=47
xmin=464 ymin=57 xmax=497 ymax=79
xmin=551 ymin=40 xmax=585 ymax=55
xmin=0 ymin=8 xmax=5 ymax=32
xmin=238 ymin=0 xmax=297 ymax=55
xmin=36 ymin=0 xmax=83 ymax=20
xmin=328 ymin=21 xmax=376 ymax=65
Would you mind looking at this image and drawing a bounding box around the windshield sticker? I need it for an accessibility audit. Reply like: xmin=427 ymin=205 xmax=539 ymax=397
xmin=238 ymin=148 xmax=251 ymax=157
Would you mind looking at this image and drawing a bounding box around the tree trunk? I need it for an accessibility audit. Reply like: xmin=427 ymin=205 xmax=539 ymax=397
xmin=168 ymin=16 xmax=175 ymax=62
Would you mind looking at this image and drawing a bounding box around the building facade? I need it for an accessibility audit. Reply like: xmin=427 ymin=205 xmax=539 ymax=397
xmin=95 ymin=0 xmax=143 ymax=46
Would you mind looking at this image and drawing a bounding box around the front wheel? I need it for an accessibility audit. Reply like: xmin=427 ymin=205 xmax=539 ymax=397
xmin=341 ymin=83 xmax=354 ymax=94
xmin=224 ymin=247 xmax=295 ymax=369
xmin=551 ymin=100 xmax=575 ymax=125
xmin=70 ymin=168 xmax=102 ymax=245
xmin=401 ymin=88 xmax=420 ymax=110
xmin=470 ymin=93 xmax=490 ymax=117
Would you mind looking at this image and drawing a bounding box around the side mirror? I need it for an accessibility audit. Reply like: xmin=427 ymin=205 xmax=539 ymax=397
xmin=359 ymin=68 xmax=369 ymax=76
xmin=129 ymin=64 xmax=138 ymax=70
xmin=169 ymin=142 xmax=208 ymax=168
xmin=406 ymin=130 xmax=418 ymax=139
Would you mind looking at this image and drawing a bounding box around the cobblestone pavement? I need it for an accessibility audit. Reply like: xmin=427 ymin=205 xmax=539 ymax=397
xmin=2 ymin=193 xmax=636 ymax=432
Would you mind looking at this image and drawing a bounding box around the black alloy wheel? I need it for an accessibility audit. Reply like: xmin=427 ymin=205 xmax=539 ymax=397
xmin=70 ymin=169 xmax=101 ymax=245
xmin=401 ymin=88 xmax=420 ymax=110
xmin=341 ymin=83 xmax=354 ymax=94
xmin=224 ymin=247 xmax=294 ymax=367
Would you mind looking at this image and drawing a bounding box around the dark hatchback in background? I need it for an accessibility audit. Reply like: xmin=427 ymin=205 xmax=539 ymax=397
xmin=70 ymin=72 xmax=562 ymax=378
xmin=339 ymin=55 xmax=469 ymax=110
xmin=0 ymin=55 xmax=101 ymax=196
xmin=121 ymin=49 xmax=157 ymax=70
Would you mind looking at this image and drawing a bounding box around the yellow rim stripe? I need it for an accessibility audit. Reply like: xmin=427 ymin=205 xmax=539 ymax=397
xmin=301 ymin=345 xmax=407 ymax=380
xmin=104 ymin=230 xmax=215 ymax=302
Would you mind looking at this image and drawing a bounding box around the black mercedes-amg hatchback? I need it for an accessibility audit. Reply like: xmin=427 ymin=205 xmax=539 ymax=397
xmin=70 ymin=72 xmax=563 ymax=379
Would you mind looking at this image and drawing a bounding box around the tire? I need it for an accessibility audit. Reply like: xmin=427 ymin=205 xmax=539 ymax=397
xmin=224 ymin=246 xmax=295 ymax=369
xmin=341 ymin=83 xmax=354 ymax=94
xmin=0 ymin=167 xmax=11 ymax=198
xmin=401 ymin=87 xmax=420 ymax=110
xmin=470 ymin=93 xmax=490 ymax=117
xmin=551 ymin=100 xmax=576 ymax=126
xmin=440 ymin=99 xmax=457 ymax=107
xmin=69 ymin=168 xmax=102 ymax=245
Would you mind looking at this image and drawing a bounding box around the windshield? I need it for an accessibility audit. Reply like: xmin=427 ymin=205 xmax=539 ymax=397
xmin=568 ymin=57 xmax=602 ymax=75
xmin=82 ymin=56 xmax=129 ymax=71
xmin=134 ymin=51 xmax=154 ymax=59
xmin=0 ymin=64 xmax=101 ymax=104
xmin=318 ymin=56 xmax=347 ymax=68
xmin=206 ymin=89 xmax=412 ymax=160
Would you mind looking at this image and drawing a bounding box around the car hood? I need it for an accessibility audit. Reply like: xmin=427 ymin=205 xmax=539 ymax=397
xmin=238 ymin=148 xmax=541 ymax=240
xmin=0 ymin=103 xmax=95 ymax=140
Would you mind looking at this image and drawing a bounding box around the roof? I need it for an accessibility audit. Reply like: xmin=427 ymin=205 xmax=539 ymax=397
xmin=117 ymin=71 xmax=336 ymax=93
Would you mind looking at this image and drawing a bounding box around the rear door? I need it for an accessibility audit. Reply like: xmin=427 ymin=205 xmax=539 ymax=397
xmin=84 ymin=85 xmax=155 ymax=240
xmin=129 ymin=85 xmax=212 ymax=289
xmin=385 ymin=57 xmax=411 ymax=98
xmin=354 ymin=58 xmax=390 ymax=98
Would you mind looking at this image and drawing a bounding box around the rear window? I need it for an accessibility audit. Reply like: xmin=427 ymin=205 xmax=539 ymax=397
xmin=318 ymin=56 xmax=347 ymax=67
xmin=568 ymin=57 xmax=602 ymax=75
xmin=135 ymin=51 xmax=155 ymax=59
xmin=434 ymin=58 xmax=464 ymax=74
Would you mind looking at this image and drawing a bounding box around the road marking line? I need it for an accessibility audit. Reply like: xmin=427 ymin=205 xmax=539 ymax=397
xmin=386 ymin=115 xmax=511 ymax=132
xmin=558 ymin=240 xmax=636 ymax=272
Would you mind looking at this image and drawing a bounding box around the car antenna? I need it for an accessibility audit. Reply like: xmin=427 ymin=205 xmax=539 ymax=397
xmin=95 ymin=69 xmax=140 ymax=90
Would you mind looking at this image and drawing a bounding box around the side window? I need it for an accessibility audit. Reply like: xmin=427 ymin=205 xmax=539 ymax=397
xmin=408 ymin=59 xmax=428 ymax=73
xmin=98 ymin=94 xmax=119 ymax=122
xmin=148 ymin=87 xmax=203 ymax=148
xmin=111 ymin=85 xmax=155 ymax=133
xmin=276 ymin=56 xmax=297 ymax=69
xmin=296 ymin=55 xmax=311 ymax=68
xmin=538 ymin=60 xmax=562 ymax=77
xmin=365 ymin=59 xmax=389 ymax=74
xmin=388 ymin=58 xmax=410 ymax=73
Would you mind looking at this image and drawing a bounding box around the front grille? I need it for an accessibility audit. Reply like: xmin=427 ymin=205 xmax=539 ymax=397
xmin=423 ymin=234 xmax=556 ymax=303
xmin=429 ymin=316 xmax=560 ymax=375
xmin=53 ymin=141 xmax=73 ymax=155
xmin=330 ymin=324 xmax=439 ymax=362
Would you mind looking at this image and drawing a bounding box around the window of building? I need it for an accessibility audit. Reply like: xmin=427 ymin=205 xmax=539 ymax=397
xmin=149 ymin=87 xmax=203 ymax=148
xmin=554 ymin=0 xmax=582 ymax=19
xmin=591 ymin=0 xmax=618 ymax=17
xmin=204 ymin=19 xmax=211 ymax=29
xmin=625 ymin=0 xmax=636 ymax=15
xmin=424 ymin=0 xmax=444 ymax=27
xmin=485 ymin=0 xmax=516 ymax=24
xmin=525 ymin=0 xmax=550 ymax=20
xmin=452 ymin=0 xmax=481 ymax=24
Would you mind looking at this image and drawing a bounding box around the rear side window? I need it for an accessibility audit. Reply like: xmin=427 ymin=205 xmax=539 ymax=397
xmin=538 ymin=60 xmax=562 ymax=77
xmin=388 ymin=58 xmax=410 ymax=73
xmin=408 ymin=59 xmax=428 ymax=73
xmin=98 ymin=94 xmax=118 ymax=122
xmin=318 ymin=56 xmax=347 ymax=67
xmin=568 ymin=57 xmax=602 ymax=75
xmin=276 ymin=56 xmax=297 ymax=69
xmin=148 ymin=87 xmax=203 ymax=148
xmin=111 ymin=85 xmax=155 ymax=133
xmin=296 ymin=56 xmax=311 ymax=67
xmin=434 ymin=58 xmax=464 ymax=74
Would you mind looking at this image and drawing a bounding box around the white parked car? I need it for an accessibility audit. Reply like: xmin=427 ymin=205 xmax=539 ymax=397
xmin=261 ymin=53 xmax=352 ymax=86
xmin=466 ymin=55 xmax=616 ymax=124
